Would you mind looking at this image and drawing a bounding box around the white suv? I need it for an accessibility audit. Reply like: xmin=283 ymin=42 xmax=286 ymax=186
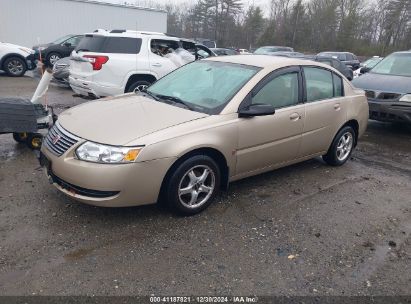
xmin=69 ymin=30 xmax=212 ymax=98
xmin=0 ymin=42 xmax=36 ymax=77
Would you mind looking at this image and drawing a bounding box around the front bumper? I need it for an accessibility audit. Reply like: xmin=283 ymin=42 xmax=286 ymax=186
xmin=25 ymin=54 xmax=37 ymax=70
xmin=39 ymin=146 xmax=176 ymax=207
xmin=69 ymin=76 xmax=123 ymax=98
xmin=368 ymin=99 xmax=411 ymax=123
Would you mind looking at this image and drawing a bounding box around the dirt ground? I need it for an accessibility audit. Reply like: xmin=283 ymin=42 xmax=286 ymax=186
xmin=0 ymin=72 xmax=410 ymax=296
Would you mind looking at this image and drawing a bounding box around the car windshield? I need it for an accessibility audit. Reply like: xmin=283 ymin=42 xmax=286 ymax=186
xmin=147 ymin=61 xmax=260 ymax=114
xmin=363 ymin=57 xmax=382 ymax=68
xmin=370 ymin=53 xmax=411 ymax=77
xmin=53 ymin=35 xmax=73 ymax=44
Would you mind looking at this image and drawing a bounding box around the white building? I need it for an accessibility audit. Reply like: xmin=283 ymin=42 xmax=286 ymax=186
xmin=0 ymin=0 xmax=167 ymax=47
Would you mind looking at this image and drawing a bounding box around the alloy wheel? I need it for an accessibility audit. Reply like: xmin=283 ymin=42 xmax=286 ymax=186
xmin=7 ymin=60 xmax=24 ymax=75
xmin=336 ymin=132 xmax=353 ymax=161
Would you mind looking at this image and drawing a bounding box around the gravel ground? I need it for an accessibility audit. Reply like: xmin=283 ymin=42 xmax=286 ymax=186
xmin=0 ymin=72 xmax=410 ymax=296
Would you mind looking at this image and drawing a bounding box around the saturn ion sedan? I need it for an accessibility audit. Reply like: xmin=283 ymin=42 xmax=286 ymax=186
xmin=40 ymin=55 xmax=369 ymax=214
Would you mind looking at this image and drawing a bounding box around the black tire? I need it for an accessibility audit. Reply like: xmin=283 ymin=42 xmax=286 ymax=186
xmin=13 ymin=132 xmax=29 ymax=143
xmin=323 ymin=126 xmax=356 ymax=166
xmin=46 ymin=52 xmax=61 ymax=67
xmin=165 ymin=155 xmax=221 ymax=215
xmin=126 ymin=80 xmax=152 ymax=93
xmin=26 ymin=133 xmax=43 ymax=150
xmin=3 ymin=57 xmax=27 ymax=77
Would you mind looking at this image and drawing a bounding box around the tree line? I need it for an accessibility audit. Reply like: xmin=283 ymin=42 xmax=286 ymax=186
xmin=131 ymin=0 xmax=411 ymax=56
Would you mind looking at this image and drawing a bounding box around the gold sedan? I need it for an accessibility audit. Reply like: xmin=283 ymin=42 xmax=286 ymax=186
xmin=40 ymin=55 xmax=369 ymax=214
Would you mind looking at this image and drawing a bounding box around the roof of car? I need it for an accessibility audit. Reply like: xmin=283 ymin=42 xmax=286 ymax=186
xmin=85 ymin=30 xmax=178 ymax=40
xmin=206 ymin=54 xmax=321 ymax=68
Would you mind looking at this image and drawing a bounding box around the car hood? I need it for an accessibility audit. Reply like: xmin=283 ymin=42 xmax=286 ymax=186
xmin=352 ymin=72 xmax=411 ymax=94
xmin=58 ymin=94 xmax=209 ymax=146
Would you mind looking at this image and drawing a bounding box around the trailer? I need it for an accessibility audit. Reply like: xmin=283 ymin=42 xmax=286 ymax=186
xmin=0 ymin=0 xmax=167 ymax=48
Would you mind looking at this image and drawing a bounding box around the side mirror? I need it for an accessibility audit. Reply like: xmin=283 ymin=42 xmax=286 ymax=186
xmin=63 ymin=42 xmax=72 ymax=47
xmin=238 ymin=103 xmax=276 ymax=118
xmin=360 ymin=67 xmax=370 ymax=74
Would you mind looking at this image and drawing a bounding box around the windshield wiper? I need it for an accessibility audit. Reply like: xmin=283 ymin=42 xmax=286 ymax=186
xmin=155 ymin=94 xmax=194 ymax=111
xmin=140 ymin=89 xmax=160 ymax=101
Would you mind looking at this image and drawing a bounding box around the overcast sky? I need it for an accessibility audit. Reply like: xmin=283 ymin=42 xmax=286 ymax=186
xmin=97 ymin=0 xmax=269 ymax=9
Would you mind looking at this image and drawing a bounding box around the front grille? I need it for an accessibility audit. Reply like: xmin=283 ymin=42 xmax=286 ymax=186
xmin=44 ymin=122 xmax=80 ymax=156
xmin=52 ymin=172 xmax=120 ymax=198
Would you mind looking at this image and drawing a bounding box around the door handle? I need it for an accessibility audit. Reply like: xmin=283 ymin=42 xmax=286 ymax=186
xmin=289 ymin=113 xmax=302 ymax=121
xmin=334 ymin=103 xmax=341 ymax=110
xmin=152 ymin=63 xmax=162 ymax=67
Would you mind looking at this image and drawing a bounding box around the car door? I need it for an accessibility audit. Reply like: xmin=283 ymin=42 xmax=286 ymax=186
xmin=149 ymin=38 xmax=180 ymax=79
xmin=236 ymin=66 xmax=305 ymax=175
xmin=299 ymin=66 xmax=348 ymax=157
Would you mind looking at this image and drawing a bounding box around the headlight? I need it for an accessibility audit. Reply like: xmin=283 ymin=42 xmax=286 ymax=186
xmin=399 ymin=94 xmax=411 ymax=102
xmin=76 ymin=141 xmax=142 ymax=163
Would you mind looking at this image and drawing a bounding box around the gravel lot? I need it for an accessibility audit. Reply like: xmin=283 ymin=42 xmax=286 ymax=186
xmin=0 ymin=72 xmax=410 ymax=296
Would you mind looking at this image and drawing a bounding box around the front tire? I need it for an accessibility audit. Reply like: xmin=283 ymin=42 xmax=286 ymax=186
xmin=323 ymin=126 xmax=355 ymax=166
xmin=46 ymin=52 xmax=61 ymax=66
xmin=165 ymin=155 xmax=220 ymax=215
xmin=13 ymin=132 xmax=29 ymax=143
xmin=3 ymin=57 xmax=27 ymax=77
xmin=126 ymin=80 xmax=152 ymax=93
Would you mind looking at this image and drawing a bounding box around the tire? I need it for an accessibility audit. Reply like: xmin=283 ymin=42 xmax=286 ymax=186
xmin=3 ymin=57 xmax=27 ymax=77
xmin=165 ymin=155 xmax=221 ymax=215
xmin=13 ymin=132 xmax=29 ymax=143
xmin=46 ymin=52 xmax=61 ymax=66
xmin=323 ymin=126 xmax=356 ymax=166
xmin=26 ymin=133 xmax=43 ymax=150
xmin=126 ymin=80 xmax=152 ymax=93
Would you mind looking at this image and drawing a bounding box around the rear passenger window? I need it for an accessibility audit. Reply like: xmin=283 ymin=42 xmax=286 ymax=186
xmin=304 ymin=67 xmax=334 ymax=102
xmin=104 ymin=38 xmax=142 ymax=54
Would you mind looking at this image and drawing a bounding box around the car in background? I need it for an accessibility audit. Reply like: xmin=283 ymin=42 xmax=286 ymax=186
xmin=0 ymin=42 xmax=36 ymax=77
xmin=211 ymin=48 xmax=239 ymax=56
xmin=33 ymin=34 xmax=84 ymax=66
xmin=353 ymin=56 xmax=383 ymax=78
xmin=270 ymin=52 xmax=354 ymax=80
xmin=69 ymin=30 xmax=211 ymax=98
xmin=52 ymin=57 xmax=70 ymax=86
xmin=254 ymin=46 xmax=294 ymax=55
xmin=352 ymin=51 xmax=411 ymax=124
xmin=194 ymin=38 xmax=217 ymax=49
xmin=317 ymin=51 xmax=360 ymax=69
xmin=237 ymin=49 xmax=251 ymax=55
xmin=41 ymin=55 xmax=368 ymax=214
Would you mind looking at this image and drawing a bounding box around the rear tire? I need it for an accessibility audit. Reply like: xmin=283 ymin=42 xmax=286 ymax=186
xmin=3 ymin=57 xmax=27 ymax=77
xmin=323 ymin=126 xmax=355 ymax=166
xmin=165 ymin=155 xmax=220 ymax=215
xmin=126 ymin=80 xmax=152 ymax=93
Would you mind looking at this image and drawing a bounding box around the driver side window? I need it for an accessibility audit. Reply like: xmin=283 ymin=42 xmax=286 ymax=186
xmin=252 ymin=72 xmax=299 ymax=109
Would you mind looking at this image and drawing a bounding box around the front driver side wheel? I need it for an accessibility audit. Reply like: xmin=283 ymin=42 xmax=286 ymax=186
xmin=165 ymin=155 xmax=221 ymax=215
xmin=323 ymin=126 xmax=355 ymax=166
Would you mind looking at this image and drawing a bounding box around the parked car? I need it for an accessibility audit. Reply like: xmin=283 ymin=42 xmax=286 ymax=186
xmin=40 ymin=55 xmax=368 ymax=214
xmin=237 ymin=49 xmax=251 ymax=55
xmin=352 ymin=51 xmax=411 ymax=124
xmin=353 ymin=56 xmax=383 ymax=78
xmin=211 ymin=48 xmax=239 ymax=56
xmin=317 ymin=51 xmax=360 ymax=69
xmin=271 ymin=53 xmax=354 ymax=80
xmin=254 ymin=46 xmax=294 ymax=55
xmin=0 ymin=42 xmax=36 ymax=77
xmin=33 ymin=34 xmax=84 ymax=66
xmin=52 ymin=57 xmax=70 ymax=86
xmin=69 ymin=30 xmax=212 ymax=98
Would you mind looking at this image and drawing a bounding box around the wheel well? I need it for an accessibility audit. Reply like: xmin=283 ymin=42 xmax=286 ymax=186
xmin=342 ymin=119 xmax=359 ymax=146
xmin=1 ymin=54 xmax=27 ymax=70
xmin=159 ymin=148 xmax=230 ymax=200
xmin=125 ymin=74 xmax=157 ymax=92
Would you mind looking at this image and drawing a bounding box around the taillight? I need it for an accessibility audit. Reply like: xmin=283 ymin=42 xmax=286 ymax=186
xmin=83 ymin=55 xmax=109 ymax=70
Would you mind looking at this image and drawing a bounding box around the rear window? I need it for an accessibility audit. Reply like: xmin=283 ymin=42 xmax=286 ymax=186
xmin=75 ymin=36 xmax=142 ymax=54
